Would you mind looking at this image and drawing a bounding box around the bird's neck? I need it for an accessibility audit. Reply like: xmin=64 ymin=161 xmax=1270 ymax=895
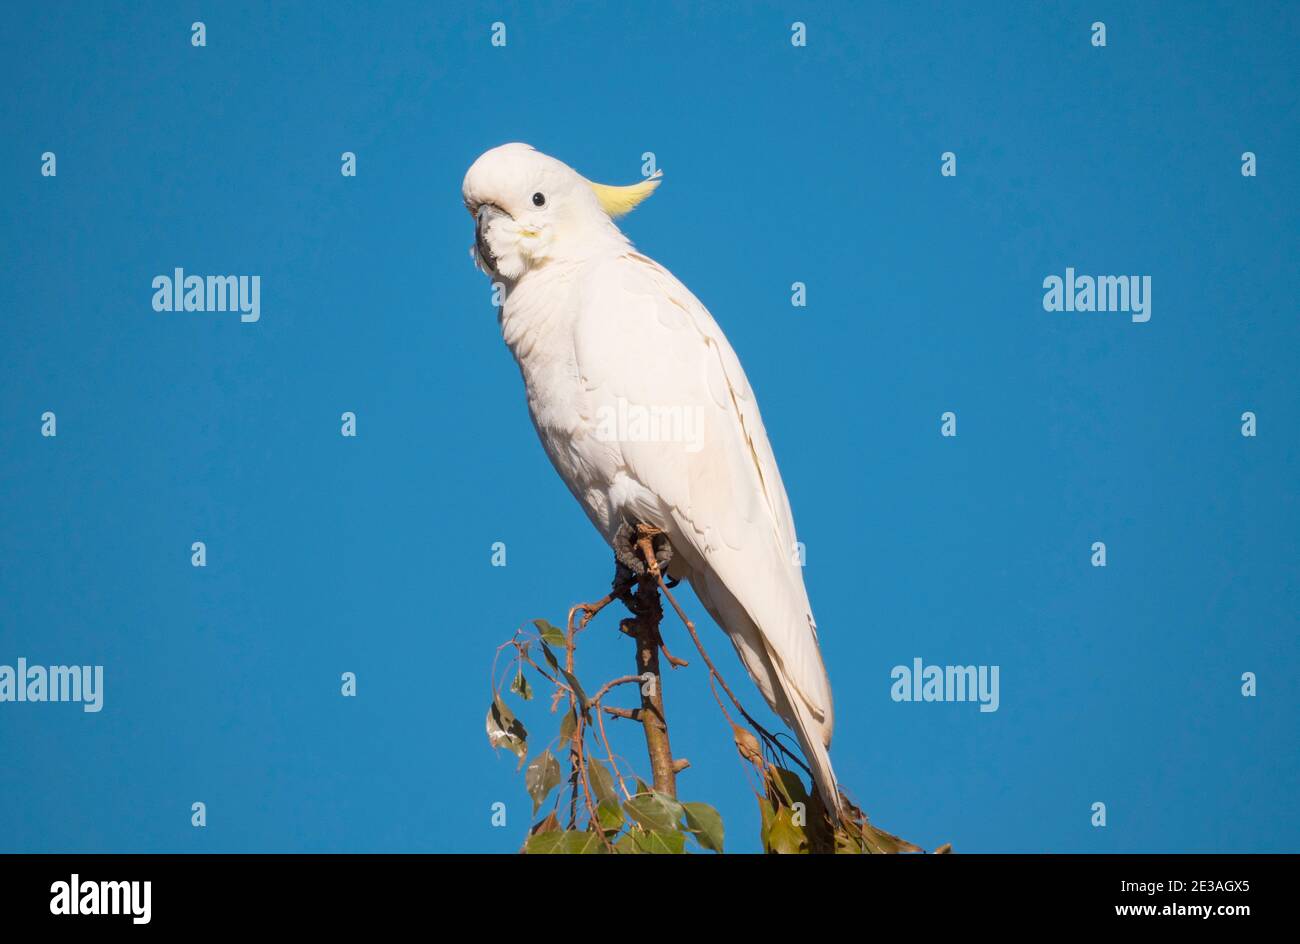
xmin=497 ymin=259 xmax=580 ymax=364
xmin=497 ymin=240 xmax=621 ymax=359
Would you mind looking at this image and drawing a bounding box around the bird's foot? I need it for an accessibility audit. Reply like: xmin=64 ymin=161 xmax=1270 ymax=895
xmin=612 ymin=520 xmax=678 ymax=611
xmin=613 ymin=520 xmax=674 ymax=578
xmin=609 ymin=520 xmax=688 ymax=668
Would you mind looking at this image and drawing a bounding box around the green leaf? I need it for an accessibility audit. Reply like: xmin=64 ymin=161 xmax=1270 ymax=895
xmin=834 ymin=830 xmax=865 ymax=854
xmin=588 ymin=759 xmax=618 ymax=807
xmin=486 ymin=695 xmax=527 ymax=768
xmin=533 ymin=619 xmax=567 ymax=648
xmin=596 ymin=801 xmax=624 ymax=833
xmin=539 ymin=641 xmax=560 ymax=671
xmin=682 ymin=801 xmax=725 ymax=853
xmin=768 ymin=765 xmax=809 ymax=809
xmin=525 ymin=748 xmax=562 ymax=814
xmin=624 ymin=791 xmax=684 ymax=834
xmin=524 ymin=829 xmax=608 ymax=854
xmin=573 ymin=831 xmax=610 ymax=854
xmin=622 ymin=829 xmax=686 ymax=854
xmin=767 ymin=807 xmax=807 ymax=855
xmin=523 ymin=831 xmax=566 ymax=854
xmin=758 ymin=795 xmax=777 ymax=848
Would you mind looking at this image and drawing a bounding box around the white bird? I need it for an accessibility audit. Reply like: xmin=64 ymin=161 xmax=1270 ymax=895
xmin=463 ymin=143 xmax=840 ymax=818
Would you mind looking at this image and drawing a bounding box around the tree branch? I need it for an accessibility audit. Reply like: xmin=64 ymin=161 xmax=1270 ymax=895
xmin=627 ymin=573 xmax=677 ymax=797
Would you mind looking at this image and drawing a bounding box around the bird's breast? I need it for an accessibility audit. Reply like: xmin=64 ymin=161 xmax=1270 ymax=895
xmin=501 ymin=277 xmax=625 ymax=539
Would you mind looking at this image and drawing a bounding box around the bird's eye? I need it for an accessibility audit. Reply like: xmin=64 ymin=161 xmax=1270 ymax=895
xmin=532 ymin=192 xmax=546 ymax=207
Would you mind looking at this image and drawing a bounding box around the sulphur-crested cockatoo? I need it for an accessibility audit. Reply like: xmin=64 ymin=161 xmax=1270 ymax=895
xmin=463 ymin=143 xmax=840 ymax=817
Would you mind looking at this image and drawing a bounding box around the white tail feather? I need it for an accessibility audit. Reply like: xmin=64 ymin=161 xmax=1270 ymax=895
xmin=775 ymin=661 xmax=843 ymax=823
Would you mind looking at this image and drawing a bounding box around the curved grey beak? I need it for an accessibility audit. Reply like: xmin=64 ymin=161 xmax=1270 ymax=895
xmin=475 ymin=203 xmax=509 ymax=273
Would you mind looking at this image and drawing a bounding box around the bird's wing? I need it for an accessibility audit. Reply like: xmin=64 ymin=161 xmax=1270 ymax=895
xmin=574 ymin=251 xmax=833 ymax=733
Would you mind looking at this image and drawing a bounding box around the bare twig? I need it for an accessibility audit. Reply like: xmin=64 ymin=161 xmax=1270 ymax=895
xmin=601 ymin=705 xmax=641 ymax=720
xmin=657 ymin=574 xmax=813 ymax=778
xmin=594 ymin=700 xmax=635 ymax=801
xmin=575 ymin=674 xmax=643 ymax=851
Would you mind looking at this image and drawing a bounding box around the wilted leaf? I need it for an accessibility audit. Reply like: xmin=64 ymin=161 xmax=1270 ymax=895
xmin=559 ymin=667 xmax=588 ymax=711
xmin=682 ymin=801 xmax=724 ymax=853
xmin=533 ymin=619 xmax=567 ymax=648
xmin=539 ymin=641 xmax=560 ymax=671
xmin=486 ymin=695 xmax=527 ymax=768
xmin=733 ymin=724 xmax=764 ymax=766
xmin=510 ymin=668 xmax=533 ymax=701
xmin=558 ymin=709 xmax=576 ymax=746
xmin=525 ymin=748 xmax=562 ymax=814
xmin=588 ymin=759 xmax=618 ymax=807
xmin=858 ymin=821 xmax=923 ymax=854
xmin=530 ymin=812 xmax=560 ymax=836
xmin=795 ymin=782 xmax=837 ymax=854
xmin=624 ymin=791 xmax=684 ymax=834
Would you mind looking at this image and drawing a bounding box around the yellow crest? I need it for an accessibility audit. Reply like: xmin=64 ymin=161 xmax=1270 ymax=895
xmin=587 ymin=170 xmax=663 ymax=218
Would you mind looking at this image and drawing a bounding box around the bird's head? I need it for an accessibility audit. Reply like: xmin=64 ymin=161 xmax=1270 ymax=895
xmin=462 ymin=143 xmax=662 ymax=280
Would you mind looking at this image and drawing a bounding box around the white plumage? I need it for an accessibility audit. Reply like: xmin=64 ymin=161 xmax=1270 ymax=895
xmin=463 ymin=144 xmax=840 ymax=816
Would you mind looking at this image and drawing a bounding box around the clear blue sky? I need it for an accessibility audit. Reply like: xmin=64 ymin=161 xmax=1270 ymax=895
xmin=1 ymin=1 xmax=1296 ymax=853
